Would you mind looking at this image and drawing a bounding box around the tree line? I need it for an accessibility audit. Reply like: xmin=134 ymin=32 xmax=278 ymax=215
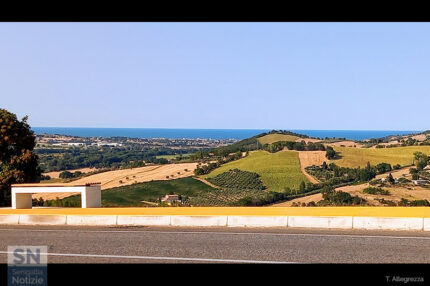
xmin=263 ymin=141 xmax=326 ymax=153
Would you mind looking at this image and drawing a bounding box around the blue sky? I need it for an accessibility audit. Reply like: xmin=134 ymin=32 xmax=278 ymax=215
xmin=1 ymin=23 xmax=429 ymax=130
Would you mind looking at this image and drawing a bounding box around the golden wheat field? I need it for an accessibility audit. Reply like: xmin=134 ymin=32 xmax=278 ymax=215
xmin=330 ymin=146 xmax=430 ymax=168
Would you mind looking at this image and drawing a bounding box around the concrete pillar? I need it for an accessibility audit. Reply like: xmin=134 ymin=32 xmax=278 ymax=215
xmin=12 ymin=193 xmax=33 ymax=209
xmin=81 ymin=186 xmax=101 ymax=208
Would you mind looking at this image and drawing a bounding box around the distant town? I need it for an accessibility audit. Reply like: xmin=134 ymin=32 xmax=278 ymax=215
xmin=36 ymin=134 xmax=237 ymax=149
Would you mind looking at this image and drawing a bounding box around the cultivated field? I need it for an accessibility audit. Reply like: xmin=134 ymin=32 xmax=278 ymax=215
xmin=257 ymin=134 xmax=300 ymax=145
xmin=61 ymin=177 xmax=217 ymax=207
xmin=325 ymin=140 xmax=363 ymax=148
xmin=410 ymin=134 xmax=427 ymax=141
xmin=298 ymin=151 xmax=327 ymax=183
xmin=33 ymin=163 xmax=198 ymax=200
xmin=295 ymin=138 xmax=322 ymax=143
xmin=330 ymin=146 xmax=430 ymax=168
xmin=271 ymin=167 xmax=417 ymax=207
xmin=298 ymin=151 xmax=327 ymax=168
xmin=156 ymin=153 xmax=193 ymax=160
xmin=204 ymin=150 xmax=308 ymax=191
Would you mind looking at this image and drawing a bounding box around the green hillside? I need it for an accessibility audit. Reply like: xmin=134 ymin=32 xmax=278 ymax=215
xmin=61 ymin=177 xmax=217 ymax=207
xmin=332 ymin=146 xmax=430 ymax=168
xmin=204 ymin=150 xmax=308 ymax=191
xmin=257 ymin=134 xmax=300 ymax=145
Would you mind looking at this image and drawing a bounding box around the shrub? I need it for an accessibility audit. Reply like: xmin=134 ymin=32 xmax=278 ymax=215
xmin=398 ymin=198 xmax=409 ymax=206
xmin=59 ymin=171 xmax=74 ymax=179
xmin=59 ymin=171 xmax=84 ymax=179
xmin=410 ymin=199 xmax=430 ymax=206
xmin=363 ymin=187 xmax=390 ymax=195
xmin=375 ymin=163 xmax=392 ymax=174
xmin=40 ymin=174 xmax=51 ymax=181
xmin=318 ymin=187 xmax=366 ymax=206
xmin=375 ymin=198 xmax=397 ymax=206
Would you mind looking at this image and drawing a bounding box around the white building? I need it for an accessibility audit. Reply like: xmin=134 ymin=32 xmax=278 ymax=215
xmin=161 ymin=194 xmax=181 ymax=205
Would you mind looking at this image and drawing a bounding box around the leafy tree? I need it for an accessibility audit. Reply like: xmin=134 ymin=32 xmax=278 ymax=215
xmin=414 ymin=152 xmax=429 ymax=171
xmin=0 ymin=109 xmax=41 ymax=206
xmin=326 ymin=146 xmax=337 ymax=159
xmin=398 ymin=198 xmax=409 ymax=206
xmin=59 ymin=171 xmax=74 ymax=179
xmin=358 ymin=162 xmax=377 ymax=182
xmin=375 ymin=163 xmax=392 ymax=174
xmin=322 ymin=161 xmax=328 ymax=170
xmin=409 ymin=167 xmax=418 ymax=175
xmin=386 ymin=173 xmax=395 ymax=184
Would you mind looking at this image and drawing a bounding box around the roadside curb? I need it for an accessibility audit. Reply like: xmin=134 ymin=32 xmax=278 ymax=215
xmin=1 ymin=214 xmax=430 ymax=230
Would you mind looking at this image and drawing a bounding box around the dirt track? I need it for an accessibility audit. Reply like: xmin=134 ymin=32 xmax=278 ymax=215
xmin=297 ymin=151 xmax=327 ymax=184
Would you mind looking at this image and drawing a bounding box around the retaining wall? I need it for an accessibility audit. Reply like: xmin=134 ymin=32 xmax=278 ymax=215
xmin=0 ymin=214 xmax=429 ymax=231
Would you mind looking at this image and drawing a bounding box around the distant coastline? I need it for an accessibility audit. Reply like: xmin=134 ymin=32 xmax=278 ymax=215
xmin=31 ymin=127 xmax=421 ymax=141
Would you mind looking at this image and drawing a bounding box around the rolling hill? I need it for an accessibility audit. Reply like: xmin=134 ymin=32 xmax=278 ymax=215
xmin=257 ymin=134 xmax=300 ymax=145
xmin=204 ymin=150 xmax=308 ymax=192
xmin=331 ymin=146 xmax=430 ymax=168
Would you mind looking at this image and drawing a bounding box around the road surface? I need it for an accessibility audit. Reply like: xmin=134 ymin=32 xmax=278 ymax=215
xmin=1 ymin=226 xmax=430 ymax=263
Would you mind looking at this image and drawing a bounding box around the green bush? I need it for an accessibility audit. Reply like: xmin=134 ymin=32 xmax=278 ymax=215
xmin=363 ymin=187 xmax=390 ymax=195
xmin=410 ymin=199 xmax=430 ymax=206
xmin=317 ymin=187 xmax=366 ymax=206
xmin=375 ymin=198 xmax=397 ymax=206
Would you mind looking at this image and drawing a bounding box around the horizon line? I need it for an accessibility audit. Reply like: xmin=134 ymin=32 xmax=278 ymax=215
xmin=31 ymin=126 xmax=424 ymax=132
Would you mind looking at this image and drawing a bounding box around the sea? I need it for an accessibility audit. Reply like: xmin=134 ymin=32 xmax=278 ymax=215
xmin=31 ymin=127 xmax=421 ymax=141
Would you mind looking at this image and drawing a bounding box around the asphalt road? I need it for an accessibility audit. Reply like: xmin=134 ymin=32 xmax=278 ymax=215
xmin=1 ymin=225 xmax=430 ymax=263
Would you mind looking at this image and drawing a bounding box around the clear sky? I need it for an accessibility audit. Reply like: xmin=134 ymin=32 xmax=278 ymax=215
xmin=1 ymin=23 xmax=429 ymax=130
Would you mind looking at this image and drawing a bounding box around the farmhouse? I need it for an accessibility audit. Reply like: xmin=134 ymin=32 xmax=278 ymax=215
xmin=161 ymin=194 xmax=181 ymax=205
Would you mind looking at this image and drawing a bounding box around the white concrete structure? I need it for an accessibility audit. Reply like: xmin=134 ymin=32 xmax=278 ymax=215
xmin=117 ymin=216 xmax=171 ymax=226
xmin=171 ymin=216 xmax=228 ymax=227
xmin=11 ymin=183 xmax=101 ymax=209
xmin=0 ymin=214 xmax=430 ymax=230
xmin=66 ymin=215 xmax=116 ymax=226
xmin=353 ymin=217 xmax=424 ymax=231
xmin=288 ymin=216 xmax=353 ymax=229
xmin=227 ymin=216 xmax=288 ymax=227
